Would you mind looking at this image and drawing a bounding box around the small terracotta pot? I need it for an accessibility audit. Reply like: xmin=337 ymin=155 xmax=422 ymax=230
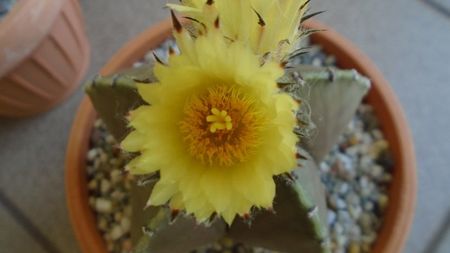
xmin=65 ymin=19 xmax=416 ymax=253
xmin=0 ymin=0 xmax=90 ymax=117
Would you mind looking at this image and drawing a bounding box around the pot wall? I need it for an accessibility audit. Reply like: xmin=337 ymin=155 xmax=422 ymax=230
xmin=0 ymin=0 xmax=90 ymax=117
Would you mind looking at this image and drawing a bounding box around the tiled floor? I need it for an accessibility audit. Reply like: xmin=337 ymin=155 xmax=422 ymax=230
xmin=0 ymin=200 xmax=47 ymax=253
xmin=0 ymin=0 xmax=449 ymax=252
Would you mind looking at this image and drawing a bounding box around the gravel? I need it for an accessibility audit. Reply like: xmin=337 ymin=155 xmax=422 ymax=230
xmin=321 ymin=103 xmax=392 ymax=253
xmin=85 ymin=39 xmax=393 ymax=253
xmin=86 ymin=121 xmax=134 ymax=253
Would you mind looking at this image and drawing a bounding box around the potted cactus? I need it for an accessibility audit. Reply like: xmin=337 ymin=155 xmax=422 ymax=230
xmin=66 ymin=1 xmax=416 ymax=253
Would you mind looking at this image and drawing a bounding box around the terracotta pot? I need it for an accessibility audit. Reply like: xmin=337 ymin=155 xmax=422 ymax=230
xmin=65 ymin=18 xmax=416 ymax=253
xmin=0 ymin=0 xmax=90 ymax=117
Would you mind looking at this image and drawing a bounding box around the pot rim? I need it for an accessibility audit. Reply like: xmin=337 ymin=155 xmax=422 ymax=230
xmin=65 ymin=18 xmax=416 ymax=253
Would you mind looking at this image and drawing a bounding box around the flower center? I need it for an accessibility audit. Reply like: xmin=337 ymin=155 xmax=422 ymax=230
xmin=179 ymin=85 xmax=265 ymax=167
xmin=206 ymin=108 xmax=233 ymax=133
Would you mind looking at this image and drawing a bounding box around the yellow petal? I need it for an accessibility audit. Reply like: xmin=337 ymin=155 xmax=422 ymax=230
xmin=121 ymin=131 xmax=146 ymax=152
xmin=137 ymin=83 xmax=161 ymax=104
xmin=149 ymin=181 xmax=178 ymax=206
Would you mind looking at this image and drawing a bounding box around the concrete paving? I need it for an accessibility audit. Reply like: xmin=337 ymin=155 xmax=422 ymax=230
xmin=0 ymin=0 xmax=449 ymax=252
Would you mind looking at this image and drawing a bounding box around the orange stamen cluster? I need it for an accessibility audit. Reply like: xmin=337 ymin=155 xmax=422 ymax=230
xmin=179 ymin=85 xmax=265 ymax=167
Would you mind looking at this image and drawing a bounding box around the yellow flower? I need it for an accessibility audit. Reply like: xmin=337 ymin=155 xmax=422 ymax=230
xmin=121 ymin=16 xmax=299 ymax=225
xmin=168 ymin=0 xmax=309 ymax=61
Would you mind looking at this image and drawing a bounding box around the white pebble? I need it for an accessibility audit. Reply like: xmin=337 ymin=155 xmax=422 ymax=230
xmin=106 ymin=135 xmax=116 ymax=144
xmin=359 ymin=156 xmax=372 ymax=169
xmin=346 ymin=192 xmax=360 ymax=206
xmin=332 ymin=223 xmax=344 ymax=235
xmin=363 ymin=201 xmax=374 ymax=212
xmin=320 ymin=162 xmax=331 ymax=173
xmin=337 ymin=182 xmax=349 ymax=195
xmin=371 ymin=129 xmax=384 ymax=140
xmin=336 ymin=198 xmax=347 ymax=209
xmin=328 ymin=210 xmax=337 ymax=225
xmin=336 ymin=234 xmax=348 ymax=246
xmin=337 ymin=211 xmax=351 ymax=223
xmin=362 ymin=232 xmax=377 ymax=244
xmin=370 ymin=165 xmax=384 ymax=179
xmin=359 ymin=176 xmax=369 ymax=188
xmin=95 ymin=198 xmax=112 ymax=213
xmin=349 ymin=205 xmax=362 ymax=220
xmin=87 ymin=149 xmax=98 ymax=161
xmin=348 ymin=226 xmax=362 ymax=241
xmin=94 ymin=119 xmax=102 ymax=128
xmin=133 ymin=62 xmax=144 ymax=68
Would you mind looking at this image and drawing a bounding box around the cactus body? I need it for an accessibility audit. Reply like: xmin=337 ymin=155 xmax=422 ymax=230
xmin=279 ymin=65 xmax=370 ymax=162
xmin=85 ymin=63 xmax=370 ymax=253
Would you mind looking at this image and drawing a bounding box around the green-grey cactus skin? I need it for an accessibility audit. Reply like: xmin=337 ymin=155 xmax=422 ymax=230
xmin=129 ymin=179 xmax=227 ymax=253
xmin=228 ymin=148 xmax=329 ymax=253
xmin=133 ymin=205 xmax=227 ymax=253
xmin=279 ymin=65 xmax=371 ymax=163
xmin=85 ymin=64 xmax=370 ymax=253
xmin=85 ymin=64 xmax=156 ymax=142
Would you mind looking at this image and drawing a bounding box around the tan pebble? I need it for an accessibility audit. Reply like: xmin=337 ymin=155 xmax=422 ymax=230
xmin=88 ymin=180 xmax=97 ymax=190
xmin=109 ymin=158 xmax=118 ymax=166
xmin=100 ymin=179 xmax=110 ymax=193
xmin=94 ymin=159 xmax=101 ymax=169
xmin=121 ymin=217 xmax=131 ymax=232
xmin=114 ymin=212 xmax=123 ymax=222
xmin=110 ymin=169 xmax=122 ymax=184
xmin=98 ymin=218 xmax=108 ymax=231
xmin=110 ymin=225 xmax=124 ymax=240
xmin=106 ymin=241 xmax=114 ymax=251
xmin=361 ymin=243 xmax=371 ymax=252
xmin=349 ymin=133 xmax=361 ymax=145
xmin=111 ymin=190 xmax=124 ymax=200
xmin=349 ymin=242 xmax=361 ymax=253
xmin=122 ymin=239 xmax=133 ymax=251
xmin=369 ymin=140 xmax=389 ymax=158
xmin=220 ymin=237 xmax=234 ymax=247
xmin=88 ymin=197 xmax=96 ymax=208
xmin=212 ymin=243 xmax=222 ymax=250
xmin=99 ymin=152 xmax=108 ymax=163
xmin=378 ymin=194 xmax=389 ymax=210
